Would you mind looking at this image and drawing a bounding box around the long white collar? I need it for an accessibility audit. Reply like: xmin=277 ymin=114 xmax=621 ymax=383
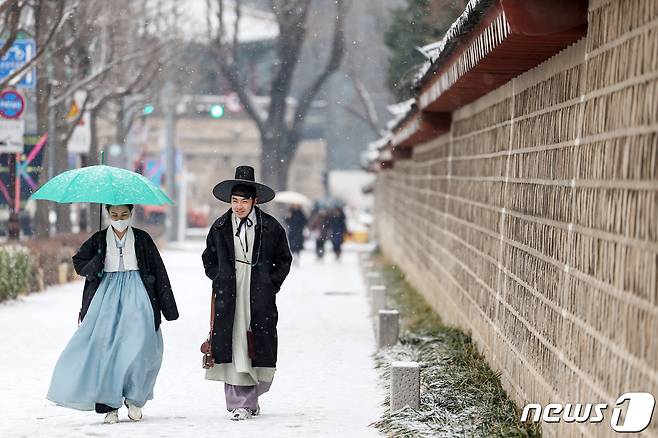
xmin=104 ymin=227 xmax=138 ymax=272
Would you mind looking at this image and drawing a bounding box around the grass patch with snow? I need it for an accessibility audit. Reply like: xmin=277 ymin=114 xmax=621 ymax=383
xmin=370 ymin=255 xmax=541 ymax=438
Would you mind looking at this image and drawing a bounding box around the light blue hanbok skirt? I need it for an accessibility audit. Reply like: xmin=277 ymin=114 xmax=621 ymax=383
xmin=47 ymin=271 xmax=163 ymax=411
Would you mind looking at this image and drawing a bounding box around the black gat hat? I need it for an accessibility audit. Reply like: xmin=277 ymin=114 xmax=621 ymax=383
xmin=212 ymin=165 xmax=275 ymax=204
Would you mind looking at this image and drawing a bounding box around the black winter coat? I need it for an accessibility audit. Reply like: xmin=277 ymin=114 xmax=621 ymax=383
xmin=72 ymin=227 xmax=179 ymax=331
xmin=202 ymin=207 xmax=292 ymax=368
xmin=285 ymin=209 xmax=307 ymax=253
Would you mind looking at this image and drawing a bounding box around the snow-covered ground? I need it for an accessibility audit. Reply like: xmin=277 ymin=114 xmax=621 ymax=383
xmin=0 ymin=240 xmax=382 ymax=437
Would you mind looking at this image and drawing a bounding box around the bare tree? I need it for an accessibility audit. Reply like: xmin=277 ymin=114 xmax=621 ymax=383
xmin=0 ymin=0 xmax=27 ymax=59
xmin=0 ymin=0 xmax=76 ymax=90
xmin=209 ymin=0 xmax=346 ymax=190
xmin=30 ymin=0 xmax=172 ymax=236
xmin=334 ymin=65 xmax=386 ymax=138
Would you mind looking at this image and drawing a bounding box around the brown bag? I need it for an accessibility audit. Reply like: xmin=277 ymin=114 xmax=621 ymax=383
xmin=201 ymin=292 xmax=216 ymax=369
xmin=247 ymin=329 xmax=256 ymax=360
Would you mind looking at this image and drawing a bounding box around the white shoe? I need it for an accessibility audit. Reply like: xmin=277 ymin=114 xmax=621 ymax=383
xmin=249 ymin=405 xmax=260 ymax=416
xmin=104 ymin=410 xmax=119 ymax=424
xmin=230 ymin=408 xmax=252 ymax=421
xmin=124 ymin=399 xmax=143 ymax=421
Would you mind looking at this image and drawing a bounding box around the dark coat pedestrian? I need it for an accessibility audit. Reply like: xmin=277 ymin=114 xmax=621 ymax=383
xmin=285 ymin=205 xmax=307 ymax=255
xmin=201 ymin=165 xmax=292 ymax=420
xmin=202 ymin=206 xmax=292 ymax=367
xmin=309 ymin=209 xmax=330 ymax=259
xmin=328 ymin=207 xmax=347 ymax=259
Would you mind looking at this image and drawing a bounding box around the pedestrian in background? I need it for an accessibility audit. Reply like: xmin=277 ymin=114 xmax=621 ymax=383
xmin=285 ymin=203 xmax=307 ymax=264
xmin=47 ymin=204 xmax=178 ymax=424
xmin=328 ymin=206 xmax=348 ymax=261
xmin=309 ymin=208 xmax=330 ymax=260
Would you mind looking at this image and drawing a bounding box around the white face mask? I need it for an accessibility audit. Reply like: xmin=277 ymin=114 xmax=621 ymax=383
xmin=110 ymin=218 xmax=131 ymax=232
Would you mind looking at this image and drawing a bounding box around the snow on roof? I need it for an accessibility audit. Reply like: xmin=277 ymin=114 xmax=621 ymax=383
xmin=385 ymin=98 xmax=416 ymax=131
xmin=367 ymin=135 xmax=391 ymax=152
xmin=414 ymin=0 xmax=495 ymax=86
xmin=387 ymin=98 xmax=415 ymax=116
xmin=178 ymin=0 xmax=279 ymax=43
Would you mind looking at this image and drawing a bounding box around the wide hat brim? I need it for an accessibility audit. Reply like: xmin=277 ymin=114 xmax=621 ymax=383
xmin=212 ymin=179 xmax=275 ymax=204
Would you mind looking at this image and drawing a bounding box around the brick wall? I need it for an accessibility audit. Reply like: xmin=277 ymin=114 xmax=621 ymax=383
xmin=374 ymin=1 xmax=658 ymax=436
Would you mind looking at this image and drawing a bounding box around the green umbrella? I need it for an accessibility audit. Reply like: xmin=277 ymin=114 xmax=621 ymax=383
xmin=31 ymin=165 xmax=172 ymax=205
xmin=31 ymin=164 xmax=173 ymax=230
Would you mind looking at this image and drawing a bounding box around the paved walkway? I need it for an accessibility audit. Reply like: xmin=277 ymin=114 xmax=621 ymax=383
xmin=0 ymin=240 xmax=382 ymax=437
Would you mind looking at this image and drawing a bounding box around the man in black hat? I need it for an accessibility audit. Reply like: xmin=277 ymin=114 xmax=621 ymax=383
xmin=202 ymin=166 xmax=292 ymax=421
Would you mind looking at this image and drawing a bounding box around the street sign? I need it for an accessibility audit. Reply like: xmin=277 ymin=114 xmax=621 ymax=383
xmin=0 ymin=89 xmax=25 ymax=152
xmin=0 ymin=39 xmax=36 ymax=89
xmin=68 ymin=111 xmax=91 ymax=153
xmin=0 ymin=118 xmax=25 ymax=153
xmin=0 ymin=90 xmax=25 ymax=119
xmin=67 ymin=90 xmax=90 ymax=153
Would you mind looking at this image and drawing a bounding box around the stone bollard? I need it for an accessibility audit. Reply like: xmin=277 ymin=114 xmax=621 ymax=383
xmin=361 ymin=261 xmax=375 ymax=279
xmin=57 ymin=262 xmax=69 ymax=284
xmin=390 ymin=361 xmax=420 ymax=411
xmin=365 ymin=271 xmax=382 ymax=289
xmin=370 ymin=285 xmax=386 ymax=314
xmin=378 ymin=310 xmax=400 ymax=348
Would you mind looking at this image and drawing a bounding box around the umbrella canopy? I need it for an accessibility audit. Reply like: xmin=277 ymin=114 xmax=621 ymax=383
xmin=273 ymin=190 xmax=312 ymax=206
xmin=30 ymin=165 xmax=172 ymax=206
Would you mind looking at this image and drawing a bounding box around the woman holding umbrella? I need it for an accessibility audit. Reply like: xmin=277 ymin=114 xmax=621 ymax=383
xmin=33 ymin=164 xmax=179 ymax=424
xmin=46 ymin=203 xmax=178 ymax=423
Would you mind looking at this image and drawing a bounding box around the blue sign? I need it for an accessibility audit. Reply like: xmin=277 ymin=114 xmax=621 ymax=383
xmin=0 ymin=90 xmax=25 ymax=119
xmin=0 ymin=39 xmax=36 ymax=89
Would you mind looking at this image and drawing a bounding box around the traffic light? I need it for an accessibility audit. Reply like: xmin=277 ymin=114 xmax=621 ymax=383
xmin=143 ymin=104 xmax=155 ymax=116
xmin=209 ymin=104 xmax=224 ymax=119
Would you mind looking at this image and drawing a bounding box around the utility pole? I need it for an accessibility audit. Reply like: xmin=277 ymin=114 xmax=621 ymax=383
xmin=7 ymin=153 xmax=20 ymax=240
xmin=46 ymin=83 xmax=55 ymax=182
xmin=161 ymin=81 xmax=178 ymax=242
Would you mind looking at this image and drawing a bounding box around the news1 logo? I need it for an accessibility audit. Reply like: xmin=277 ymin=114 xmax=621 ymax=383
xmin=521 ymin=393 xmax=655 ymax=432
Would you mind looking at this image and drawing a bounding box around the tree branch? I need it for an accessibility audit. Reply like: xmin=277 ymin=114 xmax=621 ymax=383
xmin=342 ymin=67 xmax=384 ymax=137
xmin=334 ymin=99 xmax=382 ymax=137
xmin=215 ymin=57 xmax=265 ymax=130
xmin=268 ymin=0 xmax=310 ymax=128
xmin=232 ymin=0 xmax=240 ymax=64
xmin=0 ymin=0 xmax=72 ymax=89
xmin=0 ymin=0 xmax=19 ymax=16
xmin=0 ymin=0 xmax=23 ymax=59
xmin=212 ymin=0 xmax=264 ymax=130
xmin=289 ymin=0 xmax=346 ymax=144
xmin=49 ymin=44 xmax=164 ymax=108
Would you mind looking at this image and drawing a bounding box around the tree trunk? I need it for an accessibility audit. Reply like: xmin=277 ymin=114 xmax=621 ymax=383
xmin=52 ymin=39 xmax=71 ymax=234
xmin=259 ymin=133 xmax=290 ymax=192
xmin=88 ymin=108 xmax=102 ymax=231
xmin=33 ymin=0 xmax=52 ymax=239
xmin=54 ymin=103 xmax=71 ymax=234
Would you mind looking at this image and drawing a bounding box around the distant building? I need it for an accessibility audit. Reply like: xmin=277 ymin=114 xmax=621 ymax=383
xmin=97 ymin=94 xmax=326 ymax=222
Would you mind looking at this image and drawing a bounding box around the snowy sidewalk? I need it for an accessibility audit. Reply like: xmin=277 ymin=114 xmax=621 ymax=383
xmin=0 ymin=241 xmax=382 ymax=437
